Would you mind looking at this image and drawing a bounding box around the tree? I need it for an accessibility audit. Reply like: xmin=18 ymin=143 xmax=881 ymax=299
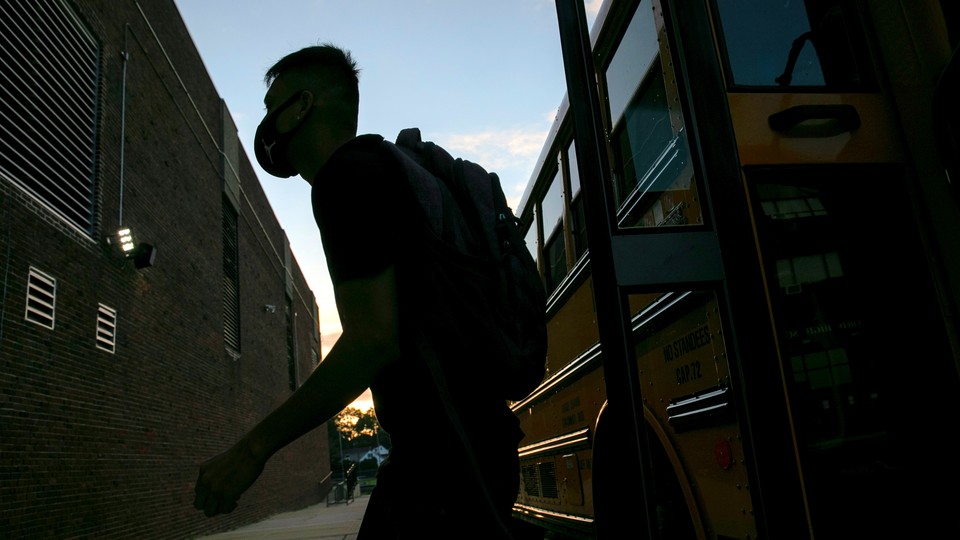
xmin=334 ymin=407 xmax=364 ymax=444
xmin=328 ymin=407 xmax=391 ymax=478
xmin=334 ymin=407 xmax=390 ymax=449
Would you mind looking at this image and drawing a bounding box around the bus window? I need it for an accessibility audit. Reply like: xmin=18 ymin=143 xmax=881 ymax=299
xmin=605 ymin=3 xmax=700 ymax=229
xmin=565 ymin=141 xmax=588 ymax=262
xmin=608 ymin=63 xmax=699 ymax=229
xmin=541 ymin=169 xmax=566 ymax=294
xmin=610 ymin=58 xmax=667 ymax=204
xmin=712 ymin=0 xmax=876 ymax=89
xmin=524 ymin=207 xmax=539 ymax=271
xmin=605 ymin=0 xmax=658 ymax=127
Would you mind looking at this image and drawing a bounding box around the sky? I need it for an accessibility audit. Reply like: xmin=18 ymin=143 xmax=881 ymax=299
xmin=172 ymin=0 xmax=600 ymax=409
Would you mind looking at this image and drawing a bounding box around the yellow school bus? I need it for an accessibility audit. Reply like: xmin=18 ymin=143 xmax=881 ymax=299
xmin=513 ymin=1 xmax=960 ymax=538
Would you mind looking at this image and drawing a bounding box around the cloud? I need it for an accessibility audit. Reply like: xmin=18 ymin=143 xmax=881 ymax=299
xmin=437 ymin=127 xmax=547 ymax=172
xmin=535 ymin=0 xmax=601 ymax=17
xmin=320 ymin=322 xmax=342 ymax=358
xmin=433 ymin=126 xmax=548 ymax=211
xmin=585 ymin=0 xmax=602 ymax=18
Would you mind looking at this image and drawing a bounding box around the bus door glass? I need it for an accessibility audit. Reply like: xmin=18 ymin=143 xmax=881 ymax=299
xmin=712 ymin=0 xmax=875 ymax=89
xmin=745 ymin=165 xmax=956 ymax=537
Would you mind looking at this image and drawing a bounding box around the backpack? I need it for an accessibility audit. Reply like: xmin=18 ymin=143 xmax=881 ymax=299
xmin=382 ymin=128 xmax=547 ymax=401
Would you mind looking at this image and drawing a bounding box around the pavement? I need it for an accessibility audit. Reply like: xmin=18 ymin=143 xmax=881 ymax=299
xmin=195 ymin=493 xmax=369 ymax=540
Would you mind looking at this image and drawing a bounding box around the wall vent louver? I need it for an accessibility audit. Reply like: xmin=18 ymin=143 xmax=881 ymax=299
xmin=96 ymin=304 xmax=117 ymax=353
xmin=25 ymin=267 xmax=56 ymax=329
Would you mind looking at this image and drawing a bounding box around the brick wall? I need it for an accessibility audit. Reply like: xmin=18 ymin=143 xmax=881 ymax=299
xmin=0 ymin=1 xmax=331 ymax=538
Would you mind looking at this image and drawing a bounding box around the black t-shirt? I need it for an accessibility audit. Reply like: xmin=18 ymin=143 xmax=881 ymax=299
xmin=312 ymin=134 xmax=399 ymax=284
xmin=312 ymin=134 xmax=428 ymax=440
xmin=312 ymin=136 xmax=523 ymax=505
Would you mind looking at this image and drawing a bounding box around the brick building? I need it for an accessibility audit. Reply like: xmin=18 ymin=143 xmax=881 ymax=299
xmin=0 ymin=1 xmax=332 ymax=537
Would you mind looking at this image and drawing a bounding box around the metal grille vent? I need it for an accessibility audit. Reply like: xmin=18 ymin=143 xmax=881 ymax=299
xmin=96 ymin=303 xmax=117 ymax=353
xmin=0 ymin=0 xmax=100 ymax=234
xmin=521 ymin=461 xmax=560 ymax=499
xmin=522 ymin=464 xmax=540 ymax=497
xmin=286 ymin=297 xmax=298 ymax=390
xmin=24 ymin=267 xmax=56 ymax=329
xmin=222 ymin=201 xmax=240 ymax=353
xmin=539 ymin=461 xmax=559 ymax=499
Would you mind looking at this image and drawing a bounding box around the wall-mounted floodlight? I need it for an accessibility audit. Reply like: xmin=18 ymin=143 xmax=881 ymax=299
xmin=114 ymin=228 xmax=156 ymax=269
xmin=117 ymin=228 xmax=136 ymax=254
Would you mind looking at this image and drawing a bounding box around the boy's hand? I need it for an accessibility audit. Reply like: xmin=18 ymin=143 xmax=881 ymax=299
xmin=193 ymin=441 xmax=266 ymax=517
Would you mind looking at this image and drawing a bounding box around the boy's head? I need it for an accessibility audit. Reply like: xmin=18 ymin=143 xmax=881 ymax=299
xmin=255 ymin=44 xmax=361 ymax=178
xmin=264 ymin=44 xmax=360 ymax=130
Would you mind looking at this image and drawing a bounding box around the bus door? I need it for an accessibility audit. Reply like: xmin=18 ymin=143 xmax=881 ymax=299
xmin=557 ymin=0 xmax=764 ymax=538
xmin=704 ymin=1 xmax=960 ymax=537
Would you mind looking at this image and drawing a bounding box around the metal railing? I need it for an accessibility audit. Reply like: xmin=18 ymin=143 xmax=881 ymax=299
xmin=326 ymin=463 xmax=358 ymax=506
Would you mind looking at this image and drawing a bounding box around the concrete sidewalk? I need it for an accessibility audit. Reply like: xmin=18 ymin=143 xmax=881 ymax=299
xmin=196 ymin=494 xmax=369 ymax=540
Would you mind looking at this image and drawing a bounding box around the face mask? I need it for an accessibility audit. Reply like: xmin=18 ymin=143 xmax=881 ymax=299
xmin=254 ymin=91 xmax=306 ymax=178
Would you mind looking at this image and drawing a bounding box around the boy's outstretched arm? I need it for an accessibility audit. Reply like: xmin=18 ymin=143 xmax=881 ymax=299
xmin=193 ymin=265 xmax=400 ymax=517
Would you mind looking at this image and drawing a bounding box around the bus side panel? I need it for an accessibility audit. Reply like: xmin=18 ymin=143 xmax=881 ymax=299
xmin=546 ymin=276 xmax=600 ymax=376
xmin=515 ymin=276 xmax=605 ymax=535
xmin=516 ymin=366 xmax=605 ymax=534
